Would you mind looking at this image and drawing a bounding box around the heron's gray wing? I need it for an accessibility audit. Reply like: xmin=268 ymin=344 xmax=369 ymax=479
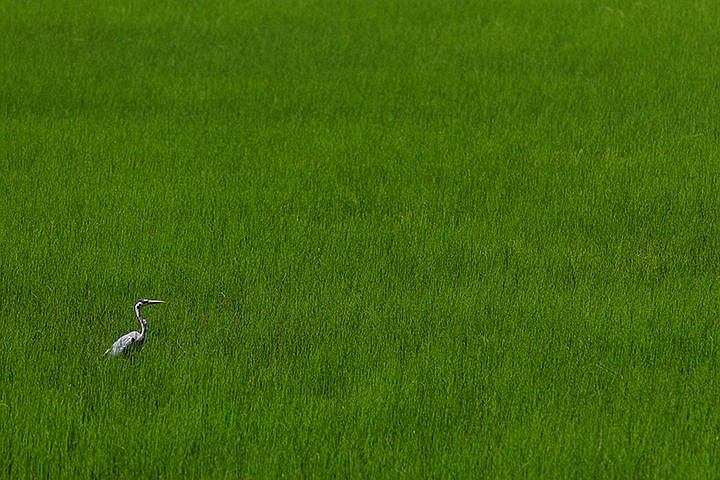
xmin=106 ymin=331 xmax=140 ymax=356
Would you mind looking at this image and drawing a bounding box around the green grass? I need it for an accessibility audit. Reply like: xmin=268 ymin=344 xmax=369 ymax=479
xmin=3 ymin=0 xmax=720 ymax=477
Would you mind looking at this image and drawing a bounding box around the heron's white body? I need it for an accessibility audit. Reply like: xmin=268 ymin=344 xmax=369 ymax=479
xmin=105 ymin=330 xmax=144 ymax=357
xmin=104 ymin=299 xmax=164 ymax=357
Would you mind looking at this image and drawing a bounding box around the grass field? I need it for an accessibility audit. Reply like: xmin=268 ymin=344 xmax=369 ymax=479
xmin=2 ymin=0 xmax=720 ymax=477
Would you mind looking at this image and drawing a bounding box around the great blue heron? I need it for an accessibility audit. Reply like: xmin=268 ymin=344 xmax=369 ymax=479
xmin=104 ymin=299 xmax=165 ymax=357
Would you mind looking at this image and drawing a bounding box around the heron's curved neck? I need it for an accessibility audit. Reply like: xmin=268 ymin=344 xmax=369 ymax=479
xmin=135 ymin=305 xmax=148 ymax=338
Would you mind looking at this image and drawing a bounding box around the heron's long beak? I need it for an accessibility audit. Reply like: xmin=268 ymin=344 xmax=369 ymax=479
xmin=147 ymin=300 xmax=165 ymax=305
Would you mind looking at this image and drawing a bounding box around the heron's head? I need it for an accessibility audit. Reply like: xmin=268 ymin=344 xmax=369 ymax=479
xmin=136 ymin=298 xmax=165 ymax=309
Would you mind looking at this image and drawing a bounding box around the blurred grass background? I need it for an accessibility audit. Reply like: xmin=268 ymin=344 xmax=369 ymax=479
xmin=2 ymin=0 xmax=720 ymax=477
